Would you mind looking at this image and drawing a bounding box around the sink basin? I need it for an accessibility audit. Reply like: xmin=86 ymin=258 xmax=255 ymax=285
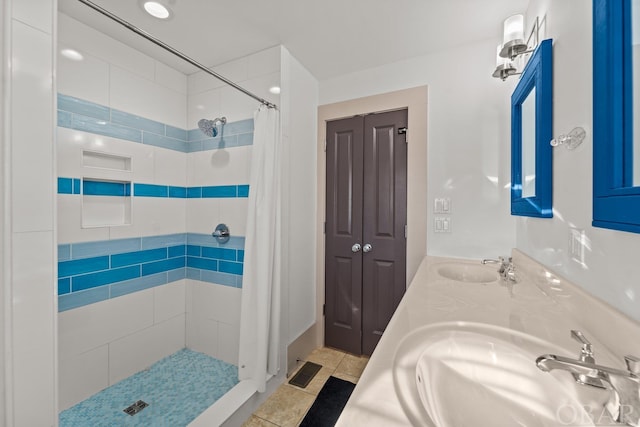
xmin=393 ymin=322 xmax=599 ymax=427
xmin=436 ymin=263 xmax=499 ymax=283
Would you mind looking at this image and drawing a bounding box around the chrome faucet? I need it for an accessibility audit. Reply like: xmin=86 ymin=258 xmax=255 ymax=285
xmin=536 ymin=330 xmax=640 ymax=426
xmin=481 ymin=256 xmax=516 ymax=282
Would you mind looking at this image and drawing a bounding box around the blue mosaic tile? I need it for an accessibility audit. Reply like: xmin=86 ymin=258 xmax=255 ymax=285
xmin=202 ymin=135 xmax=237 ymax=151
xmin=168 ymin=245 xmax=186 ymax=258
xmin=186 ymin=245 xmax=201 ymax=257
xmin=83 ymin=180 xmax=130 ymax=197
xmin=201 ymin=247 xmax=236 ymax=261
xmin=73 ymin=179 xmax=81 ymax=194
xmin=237 ymin=250 xmax=245 ymax=262
xmin=186 ymin=268 xmax=201 ymax=280
xmin=185 ymin=141 xmax=204 ymax=153
xmin=59 ymin=349 xmax=239 ymax=427
xmin=187 ymin=128 xmax=207 ymax=142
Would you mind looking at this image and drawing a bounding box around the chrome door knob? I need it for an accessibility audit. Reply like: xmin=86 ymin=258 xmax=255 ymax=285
xmin=351 ymin=243 xmax=362 ymax=253
xmin=363 ymin=243 xmax=373 ymax=253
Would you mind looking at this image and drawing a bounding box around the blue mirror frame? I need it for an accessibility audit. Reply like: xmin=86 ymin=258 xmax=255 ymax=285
xmin=511 ymin=39 xmax=553 ymax=218
xmin=593 ymin=0 xmax=640 ymax=233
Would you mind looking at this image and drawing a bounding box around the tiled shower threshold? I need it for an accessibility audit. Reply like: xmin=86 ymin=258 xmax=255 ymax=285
xmin=59 ymin=349 xmax=239 ymax=427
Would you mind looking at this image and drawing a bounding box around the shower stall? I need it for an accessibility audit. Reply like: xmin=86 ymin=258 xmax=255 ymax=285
xmin=53 ymin=1 xmax=316 ymax=424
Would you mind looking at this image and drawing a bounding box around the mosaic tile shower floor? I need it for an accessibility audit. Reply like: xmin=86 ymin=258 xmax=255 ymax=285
xmin=59 ymin=349 xmax=239 ymax=427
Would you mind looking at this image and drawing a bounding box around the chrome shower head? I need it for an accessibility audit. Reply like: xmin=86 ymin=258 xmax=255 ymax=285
xmin=197 ymin=117 xmax=227 ymax=138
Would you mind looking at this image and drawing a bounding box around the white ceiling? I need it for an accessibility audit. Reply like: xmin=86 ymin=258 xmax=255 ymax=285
xmin=58 ymin=0 xmax=529 ymax=81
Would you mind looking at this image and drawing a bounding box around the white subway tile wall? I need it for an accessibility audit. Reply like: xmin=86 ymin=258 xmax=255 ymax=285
xmin=56 ymin=12 xmax=281 ymax=410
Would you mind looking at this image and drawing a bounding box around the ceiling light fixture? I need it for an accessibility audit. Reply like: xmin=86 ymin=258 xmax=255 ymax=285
xmin=269 ymin=86 xmax=281 ymax=95
xmin=143 ymin=1 xmax=171 ymax=19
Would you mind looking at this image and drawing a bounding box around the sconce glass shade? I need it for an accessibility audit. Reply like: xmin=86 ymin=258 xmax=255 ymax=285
xmin=500 ymin=14 xmax=528 ymax=59
xmin=493 ymin=45 xmax=518 ymax=80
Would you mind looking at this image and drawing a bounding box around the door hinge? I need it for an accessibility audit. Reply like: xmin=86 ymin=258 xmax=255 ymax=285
xmin=398 ymin=127 xmax=408 ymax=144
xmin=404 ymin=224 xmax=407 ymax=239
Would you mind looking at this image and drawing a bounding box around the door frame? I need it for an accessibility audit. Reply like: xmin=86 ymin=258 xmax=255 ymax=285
xmin=315 ymin=86 xmax=428 ymax=349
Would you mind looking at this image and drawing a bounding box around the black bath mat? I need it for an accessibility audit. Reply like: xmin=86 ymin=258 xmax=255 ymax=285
xmin=299 ymin=376 xmax=356 ymax=427
xmin=289 ymin=361 xmax=323 ymax=388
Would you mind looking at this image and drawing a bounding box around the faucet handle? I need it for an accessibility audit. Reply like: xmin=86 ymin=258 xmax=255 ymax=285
xmin=625 ymin=355 xmax=640 ymax=375
xmin=571 ymin=330 xmax=594 ymax=357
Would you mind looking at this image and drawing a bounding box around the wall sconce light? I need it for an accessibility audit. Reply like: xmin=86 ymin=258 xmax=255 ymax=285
xmin=550 ymin=127 xmax=586 ymax=150
xmin=492 ymin=15 xmax=540 ymax=80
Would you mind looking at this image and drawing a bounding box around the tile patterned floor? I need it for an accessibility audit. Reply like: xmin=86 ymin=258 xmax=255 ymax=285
xmin=243 ymin=347 xmax=369 ymax=427
xmin=59 ymin=348 xmax=238 ymax=427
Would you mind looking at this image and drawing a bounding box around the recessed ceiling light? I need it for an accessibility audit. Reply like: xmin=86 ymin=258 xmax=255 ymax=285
xmin=269 ymin=86 xmax=281 ymax=95
xmin=61 ymin=48 xmax=84 ymax=61
xmin=143 ymin=1 xmax=171 ymax=19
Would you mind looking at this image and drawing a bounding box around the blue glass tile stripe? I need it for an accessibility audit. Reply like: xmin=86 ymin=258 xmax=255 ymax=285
xmin=111 ymin=247 xmax=167 ymax=268
xmin=58 ymin=94 xmax=110 ymax=121
xmin=134 ymin=183 xmax=168 ymax=197
xmin=111 ymin=109 xmax=165 ymax=135
xmin=72 ymin=265 xmax=141 ymax=292
xmin=202 ymin=185 xmax=236 ymax=198
xmin=58 ymin=233 xmax=246 ymax=311
xmin=58 ymin=177 xmax=249 ymax=199
xmin=57 ymin=95 xmax=253 ymax=153
xmin=83 ymin=180 xmax=131 ymax=197
xmin=58 ymin=177 xmax=73 ymax=194
xmin=59 ymin=256 xmax=110 ymax=278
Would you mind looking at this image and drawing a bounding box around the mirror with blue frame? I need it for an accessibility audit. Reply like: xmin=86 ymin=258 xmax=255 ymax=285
xmin=593 ymin=0 xmax=640 ymax=233
xmin=511 ymin=39 xmax=553 ymax=218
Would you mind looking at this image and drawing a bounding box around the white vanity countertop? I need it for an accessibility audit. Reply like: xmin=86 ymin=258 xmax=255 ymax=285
xmin=335 ymin=250 xmax=640 ymax=427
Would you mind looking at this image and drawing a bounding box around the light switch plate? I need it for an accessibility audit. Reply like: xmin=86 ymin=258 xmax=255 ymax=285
xmin=434 ymin=216 xmax=451 ymax=233
xmin=434 ymin=198 xmax=451 ymax=214
xmin=569 ymin=228 xmax=586 ymax=265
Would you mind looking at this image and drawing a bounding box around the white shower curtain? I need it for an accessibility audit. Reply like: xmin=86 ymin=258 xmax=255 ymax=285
xmin=238 ymin=105 xmax=281 ymax=393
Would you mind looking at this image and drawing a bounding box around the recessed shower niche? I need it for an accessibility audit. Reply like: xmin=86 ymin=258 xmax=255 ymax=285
xmin=82 ymin=178 xmax=132 ymax=228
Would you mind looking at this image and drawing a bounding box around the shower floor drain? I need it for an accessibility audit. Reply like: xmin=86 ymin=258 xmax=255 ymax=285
xmin=123 ymin=400 xmax=149 ymax=416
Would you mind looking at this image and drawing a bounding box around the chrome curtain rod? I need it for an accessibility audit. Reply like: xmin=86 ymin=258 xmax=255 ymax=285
xmin=76 ymin=0 xmax=278 ymax=109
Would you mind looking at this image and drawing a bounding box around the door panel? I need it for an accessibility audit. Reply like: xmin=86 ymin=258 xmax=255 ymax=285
xmin=362 ymin=110 xmax=407 ymax=356
xmin=325 ymin=116 xmax=364 ymax=355
xmin=325 ymin=110 xmax=407 ymax=356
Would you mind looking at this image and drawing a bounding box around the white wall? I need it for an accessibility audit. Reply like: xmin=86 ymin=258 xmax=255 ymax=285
xmin=3 ymin=0 xmax=57 ymax=425
xmin=320 ymin=38 xmax=517 ymax=261
xmin=517 ymin=0 xmax=640 ymax=323
xmin=1 ymin=0 xmax=6 ymax=423
xmin=280 ymin=47 xmax=319 ymax=344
